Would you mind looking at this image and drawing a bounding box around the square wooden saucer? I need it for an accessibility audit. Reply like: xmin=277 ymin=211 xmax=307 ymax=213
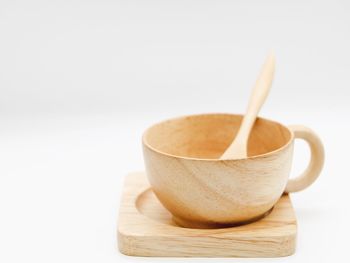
xmin=117 ymin=172 xmax=297 ymax=257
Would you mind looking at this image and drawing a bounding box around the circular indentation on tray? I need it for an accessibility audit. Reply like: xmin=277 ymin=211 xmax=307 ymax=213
xmin=136 ymin=188 xmax=274 ymax=229
xmin=136 ymin=188 xmax=177 ymax=226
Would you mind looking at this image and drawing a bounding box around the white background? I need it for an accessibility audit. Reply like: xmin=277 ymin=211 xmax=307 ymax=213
xmin=0 ymin=0 xmax=349 ymax=262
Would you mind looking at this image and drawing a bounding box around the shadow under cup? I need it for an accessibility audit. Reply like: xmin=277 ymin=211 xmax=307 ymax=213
xmin=142 ymin=113 xmax=293 ymax=228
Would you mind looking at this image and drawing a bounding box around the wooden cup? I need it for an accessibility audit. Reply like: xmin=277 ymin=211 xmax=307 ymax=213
xmin=142 ymin=113 xmax=324 ymax=228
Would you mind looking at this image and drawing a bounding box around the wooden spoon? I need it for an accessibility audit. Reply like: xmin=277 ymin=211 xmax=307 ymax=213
xmin=220 ymin=53 xmax=276 ymax=159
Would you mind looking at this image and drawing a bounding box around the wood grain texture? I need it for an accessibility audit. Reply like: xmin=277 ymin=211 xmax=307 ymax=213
xmin=142 ymin=113 xmax=292 ymax=227
xmin=117 ymin=172 xmax=297 ymax=257
xmin=142 ymin=113 xmax=324 ymax=227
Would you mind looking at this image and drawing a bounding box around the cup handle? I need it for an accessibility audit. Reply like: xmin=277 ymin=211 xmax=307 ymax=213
xmin=285 ymin=125 xmax=325 ymax=193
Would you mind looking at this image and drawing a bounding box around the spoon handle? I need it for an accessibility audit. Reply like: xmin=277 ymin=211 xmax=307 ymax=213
xmin=221 ymin=53 xmax=275 ymax=159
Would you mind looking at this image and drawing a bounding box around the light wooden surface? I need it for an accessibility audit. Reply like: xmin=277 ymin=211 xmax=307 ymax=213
xmin=142 ymin=113 xmax=324 ymax=228
xmin=285 ymin=125 xmax=325 ymax=193
xmin=221 ymin=52 xmax=275 ymax=159
xmin=117 ymin=172 xmax=297 ymax=257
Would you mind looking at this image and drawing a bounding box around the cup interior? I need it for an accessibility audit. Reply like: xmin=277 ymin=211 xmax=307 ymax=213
xmin=143 ymin=114 xmax=292 ymax=159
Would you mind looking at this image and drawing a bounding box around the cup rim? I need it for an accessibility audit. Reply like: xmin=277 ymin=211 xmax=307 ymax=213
xmin=142 ymin=113 xmax=294 ymax=161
